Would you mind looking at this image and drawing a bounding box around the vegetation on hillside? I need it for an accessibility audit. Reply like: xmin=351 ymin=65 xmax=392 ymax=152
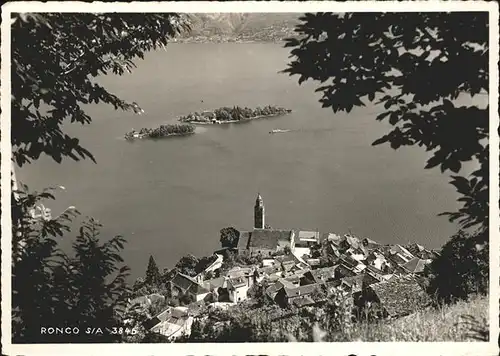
xmin=177 ymin=13 xmax=300 ymax=42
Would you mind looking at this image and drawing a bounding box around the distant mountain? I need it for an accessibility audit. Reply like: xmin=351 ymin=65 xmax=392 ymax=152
xmin=176 ymin=13 xmax=303 ymax=42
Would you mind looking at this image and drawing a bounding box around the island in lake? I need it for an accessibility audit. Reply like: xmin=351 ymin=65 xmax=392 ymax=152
xmin=125 ymin=124 xmax=195 ymax=140
xmin=178 ymin=105 xmax=292 ymax=124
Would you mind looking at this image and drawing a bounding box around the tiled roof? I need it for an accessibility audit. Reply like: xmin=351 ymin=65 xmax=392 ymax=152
xmin=187 ymin=282 xmax=209 ymax=295
xmin=266 ymin=281 xmax=285 ymax=299
xmin=155 ymin=308 xmax=172 ymax=322
xmin=402 ymin=257 xmax=428 ymax=274
xmin=249 ymin=229 xmax=293 ymax=249
xmin=364 ymin=264 xmax=385 ymax=276
xmin=259 ymin=265 xmax=281 ymax=276
xmin=311 ymin=266 xmax=337 ymax=283
xmin=405 ymin=243 xmax=425 ymax=256
xmin=143 ymin=317 xmax=161 ymax=330
xmin=171 ymin=272 xmax=209 ymax=295
xmin=390 ymin=245 xmax=415 ymax=260
xmin=237 ymin=231 xmax=251 ymax=250
xmin=291 ymin=295 xmax=316 ymax=308
xmin=284 ymin=274 xmax=301 ymax=284
xmin=284 ymin=284 xmax=318 ymax=298
xmin=340 ymin=275 xmax=365 ymax=293
xmin=170 ymin=307 xmax=189 ymax=319
xmin=227 ymin=266 xmax=252 ymax=278
xmin=228 ymin=276 xmax=247 ymax=289
xmin=171 ymin=273 xmax=196 ymax=293
xmin=368 ymin=275 xmax=431 ymax=317
xmin=202 ymin=277 xmax=226 ymax=290
xmin=340 ymin=254 xmax=359 ymax=268
xmin=326 ymin=233 xmax=344 ymax=245
xmin=278 ymin=278 xmax=296 ymax=289
xmin=345 ymin=234 xmax=361 ymax=249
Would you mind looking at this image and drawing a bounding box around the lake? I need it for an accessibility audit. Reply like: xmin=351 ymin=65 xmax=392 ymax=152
xmin=17 ymin=43 xmax=477 ymax=281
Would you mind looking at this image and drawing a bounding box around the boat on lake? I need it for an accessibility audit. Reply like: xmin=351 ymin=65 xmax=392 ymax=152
xmin=269 ymin=129 xmax=291 ymax=134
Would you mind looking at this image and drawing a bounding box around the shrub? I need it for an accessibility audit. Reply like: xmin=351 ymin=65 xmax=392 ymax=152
xmin=426 ymin=229 xmax=488 ymax=304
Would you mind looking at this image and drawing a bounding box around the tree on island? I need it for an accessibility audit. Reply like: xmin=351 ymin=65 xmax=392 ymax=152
xmin=283 ymin=12 xmax=489 ymax=302
xmin=10 ymin=13 xmax=188 ymax=342
xmin=220 ymin=226 xmax=241 ymax=248
xmin=145 ymin=255 xmax=161 ymax=286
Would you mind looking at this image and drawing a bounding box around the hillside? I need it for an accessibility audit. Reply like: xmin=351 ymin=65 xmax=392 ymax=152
xmin=176 ymin=13 xmax=302 ymax=42
xmin=342 ymin=294 xmax=489 ymax=342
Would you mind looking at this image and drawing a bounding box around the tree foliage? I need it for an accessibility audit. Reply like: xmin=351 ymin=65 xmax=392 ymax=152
xmin=145 ymin=255 xmax=161 ymax=286
xmin=174 ymin=254 xmax=200 ymax=277
xmin=219 ymin=226 xmax=240 ymax=248
xmin=426 ymin=229 xmax=489 ymax=303
xmin=11 ymin=13 xmax=188 ymax=166
xmin=10 ymin=12 xmax=189 ymax=343
xmin=283 ymin=12 xmax=489 ymax=232
xmin=12 ymin=185 xmax=130 ymax=342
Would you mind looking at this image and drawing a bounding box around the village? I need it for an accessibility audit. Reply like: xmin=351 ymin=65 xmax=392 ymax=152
xmin=127 ymin=194 xmax=441 ymax=341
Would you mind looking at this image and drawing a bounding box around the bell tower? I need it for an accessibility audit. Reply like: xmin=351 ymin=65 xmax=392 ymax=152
xmin=254 ymin=193 xmax=265 ymax=229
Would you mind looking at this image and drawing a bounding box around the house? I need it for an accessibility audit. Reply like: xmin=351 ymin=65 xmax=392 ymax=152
xmin=248 ymin=229 xmax=296 ymax=256
xmin=294 ymin=230 xmax=320 ymax=257
xmin=302 ymin=266 xmax=337 ymax=285
xmin=258 ymin=265 xmax=282 ymax=279
xmin=366 ymin=251 xmax=389 ymax=271
xmin=202 ymin=276 xmax=227 ymax=301
xmin=261 ymin=258 xmax=277 ymax=267
xmin=284 ymin=274 xmax=301 ymax=287
xmin=227 ymin=276 xmax=250 ymax=303
xmin=362 ymin=275 xmax=431 ymax=318
xmin=266 ymin=281 xmax=285 ymax=301
xmin=405 ymin=242 xmax=425 ymax=257
xmin=389 ymin=244 xmax=415 ymax=263
xmin=304 ymin=258 xmax=321 ymax=268
xmin=334 ymin=263 xmax=357 ymax=279
xmin=169 ymin=272 xmax=210 ymax=302
xmin=128 ymin=293 xmax=165 ymax=310
xmin=344 ymin=234 xmax=361 ymax=250
xmin=297 ymin=230 xmax=320 ymax=245
xmin=275 ymin=283 xmax=320 ymax=307
xmin=346 ymin=246 xmax=367 ymax=262
xmin=362 ymin=237 xmax=380 ymax=250
xmin=402 ymin=257 xmax=429 ymax=275
xmin=325 ymin=232 xmax=343 ymax=246
xmin=150 ymin=307 xmax=194 ymax=340
xmin=326 ymin=242 xmax=342 ymax=259
xmin=291 ymin=295 xmax=316 ymax=308
xmin=364 ymin=264 xmax=387 ymax=280
xmin=202 ymin=254 xmax=224 ymax=274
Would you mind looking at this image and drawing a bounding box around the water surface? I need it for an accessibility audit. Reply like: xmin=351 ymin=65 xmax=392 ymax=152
xmin=17 ymin=43 xmax=477 ymax=280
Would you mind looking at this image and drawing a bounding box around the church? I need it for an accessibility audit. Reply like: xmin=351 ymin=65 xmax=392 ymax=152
xmin=237 ymin=194 xmax=296 ymax=256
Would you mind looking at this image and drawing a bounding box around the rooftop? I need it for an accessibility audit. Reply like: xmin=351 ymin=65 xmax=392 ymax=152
xmin=249 ymin=229 xmax=294 ymax=250
xmin=368 ymin=275 xmax=431 ymax=317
